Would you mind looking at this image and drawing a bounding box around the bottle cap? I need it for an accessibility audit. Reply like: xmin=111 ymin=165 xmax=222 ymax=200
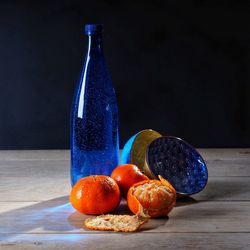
xmin=85 ymin=24 xmax=103 ymax=35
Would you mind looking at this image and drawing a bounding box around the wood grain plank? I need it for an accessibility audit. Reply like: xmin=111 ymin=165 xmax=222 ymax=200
xmin=1 ymin=233 xmax=250 ymax=250
xmin=198 ymin=148 xmax=250 ymax=161
xmin=0 ymin=149 xmax=249 ymax=201
xmin=0 ymin=200 xmax=250 ymax=234
xmin=0 ymin=176 xmax=249 ymax=202
xmin=206 ymin=159 xmax=250 ymax=177
xmin=1 ymin=158 xmax=249 ymax=177
xmin=0 ymin=178 xmax=70 ymax=201
xmin=0 ymin=160 xmax=69 ymax=178
xmin=0 ymin=149 xmax=249 ymax=181
xmin=0 ymin=150 xmax=69 ymax=161
xmin=0 ymin=148 xmax=249 ymax=161
xmin=193 ymin=176 xmax=250 ymax=201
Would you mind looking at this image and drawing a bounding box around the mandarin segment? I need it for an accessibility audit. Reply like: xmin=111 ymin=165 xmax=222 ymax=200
xmin=127 ymin=176 xmax=176 ymax=218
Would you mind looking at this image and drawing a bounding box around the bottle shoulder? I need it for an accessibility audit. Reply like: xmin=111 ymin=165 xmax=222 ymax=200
xmin=71 ymin=47 xmax=118 ymax=119
xmin=78 ymin=52 xmax=115 ymax=91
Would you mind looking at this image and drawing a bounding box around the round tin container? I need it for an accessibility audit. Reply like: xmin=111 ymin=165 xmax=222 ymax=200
xmin=121 ymin=129 xmax=162 ymax=172
xmin=144 ymin=136 xmax=208 ymax=196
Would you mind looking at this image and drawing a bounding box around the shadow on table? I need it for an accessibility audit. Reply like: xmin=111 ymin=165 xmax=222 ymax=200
xmin=0 ymin=196 xmax=73 ymax=241
xmin=176 ymin=196 xmax=198 ymax=207
xmin=0 ymin=196 xmax=167 ymax=241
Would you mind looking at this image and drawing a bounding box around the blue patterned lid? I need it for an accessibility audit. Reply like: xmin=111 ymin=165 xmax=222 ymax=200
xmin=146 ymin=136 xmax=208 ymax=195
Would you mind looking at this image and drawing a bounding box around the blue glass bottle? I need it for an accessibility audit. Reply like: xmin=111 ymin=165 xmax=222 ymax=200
xmin=70 ymin=24 xmax=119 ymax=186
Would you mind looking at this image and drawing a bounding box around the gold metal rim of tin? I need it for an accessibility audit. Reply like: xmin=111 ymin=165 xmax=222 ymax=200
xmin=130 ymin=129 xmax=162 ymax=173
xmin=143 ymin=157 xmax=157 ymax=179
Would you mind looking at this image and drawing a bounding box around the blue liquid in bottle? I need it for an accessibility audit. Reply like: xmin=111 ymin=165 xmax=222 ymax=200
xmin=70 ymin=24 xmax=119 ymax=186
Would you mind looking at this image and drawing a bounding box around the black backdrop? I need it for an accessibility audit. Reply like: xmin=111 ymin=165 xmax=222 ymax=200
xmin=0 ymin=0 xmax=249 ymax=149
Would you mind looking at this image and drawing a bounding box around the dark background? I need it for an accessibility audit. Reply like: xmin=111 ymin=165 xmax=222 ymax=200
xmin=0 ymin=0 xmax=249 ymax=149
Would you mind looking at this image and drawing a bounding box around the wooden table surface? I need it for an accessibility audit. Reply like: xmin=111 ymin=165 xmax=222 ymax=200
xmin=0 ymin=149 xmax=250 ymax=250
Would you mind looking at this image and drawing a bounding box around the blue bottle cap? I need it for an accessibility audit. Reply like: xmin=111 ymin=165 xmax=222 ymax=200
xmin=85 ymin=24 xmax=103 ymax=35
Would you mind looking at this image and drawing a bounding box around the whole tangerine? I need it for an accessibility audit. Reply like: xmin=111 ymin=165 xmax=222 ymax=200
xmin=111 ymin=164 xmax=149 ymax=197
xmin=127 ymin=175 xmax=176 ymax=218
xmin=70 ymin=175 xmax=121 ymax=215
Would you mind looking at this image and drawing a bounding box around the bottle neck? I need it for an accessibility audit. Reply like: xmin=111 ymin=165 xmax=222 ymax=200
xmin=87 ymin=34 xmax=103 ymax=52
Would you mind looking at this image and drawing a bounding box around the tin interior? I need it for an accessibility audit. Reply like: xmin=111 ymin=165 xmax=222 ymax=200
xmin=130 ymin=129 xmax=162 ymax=172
